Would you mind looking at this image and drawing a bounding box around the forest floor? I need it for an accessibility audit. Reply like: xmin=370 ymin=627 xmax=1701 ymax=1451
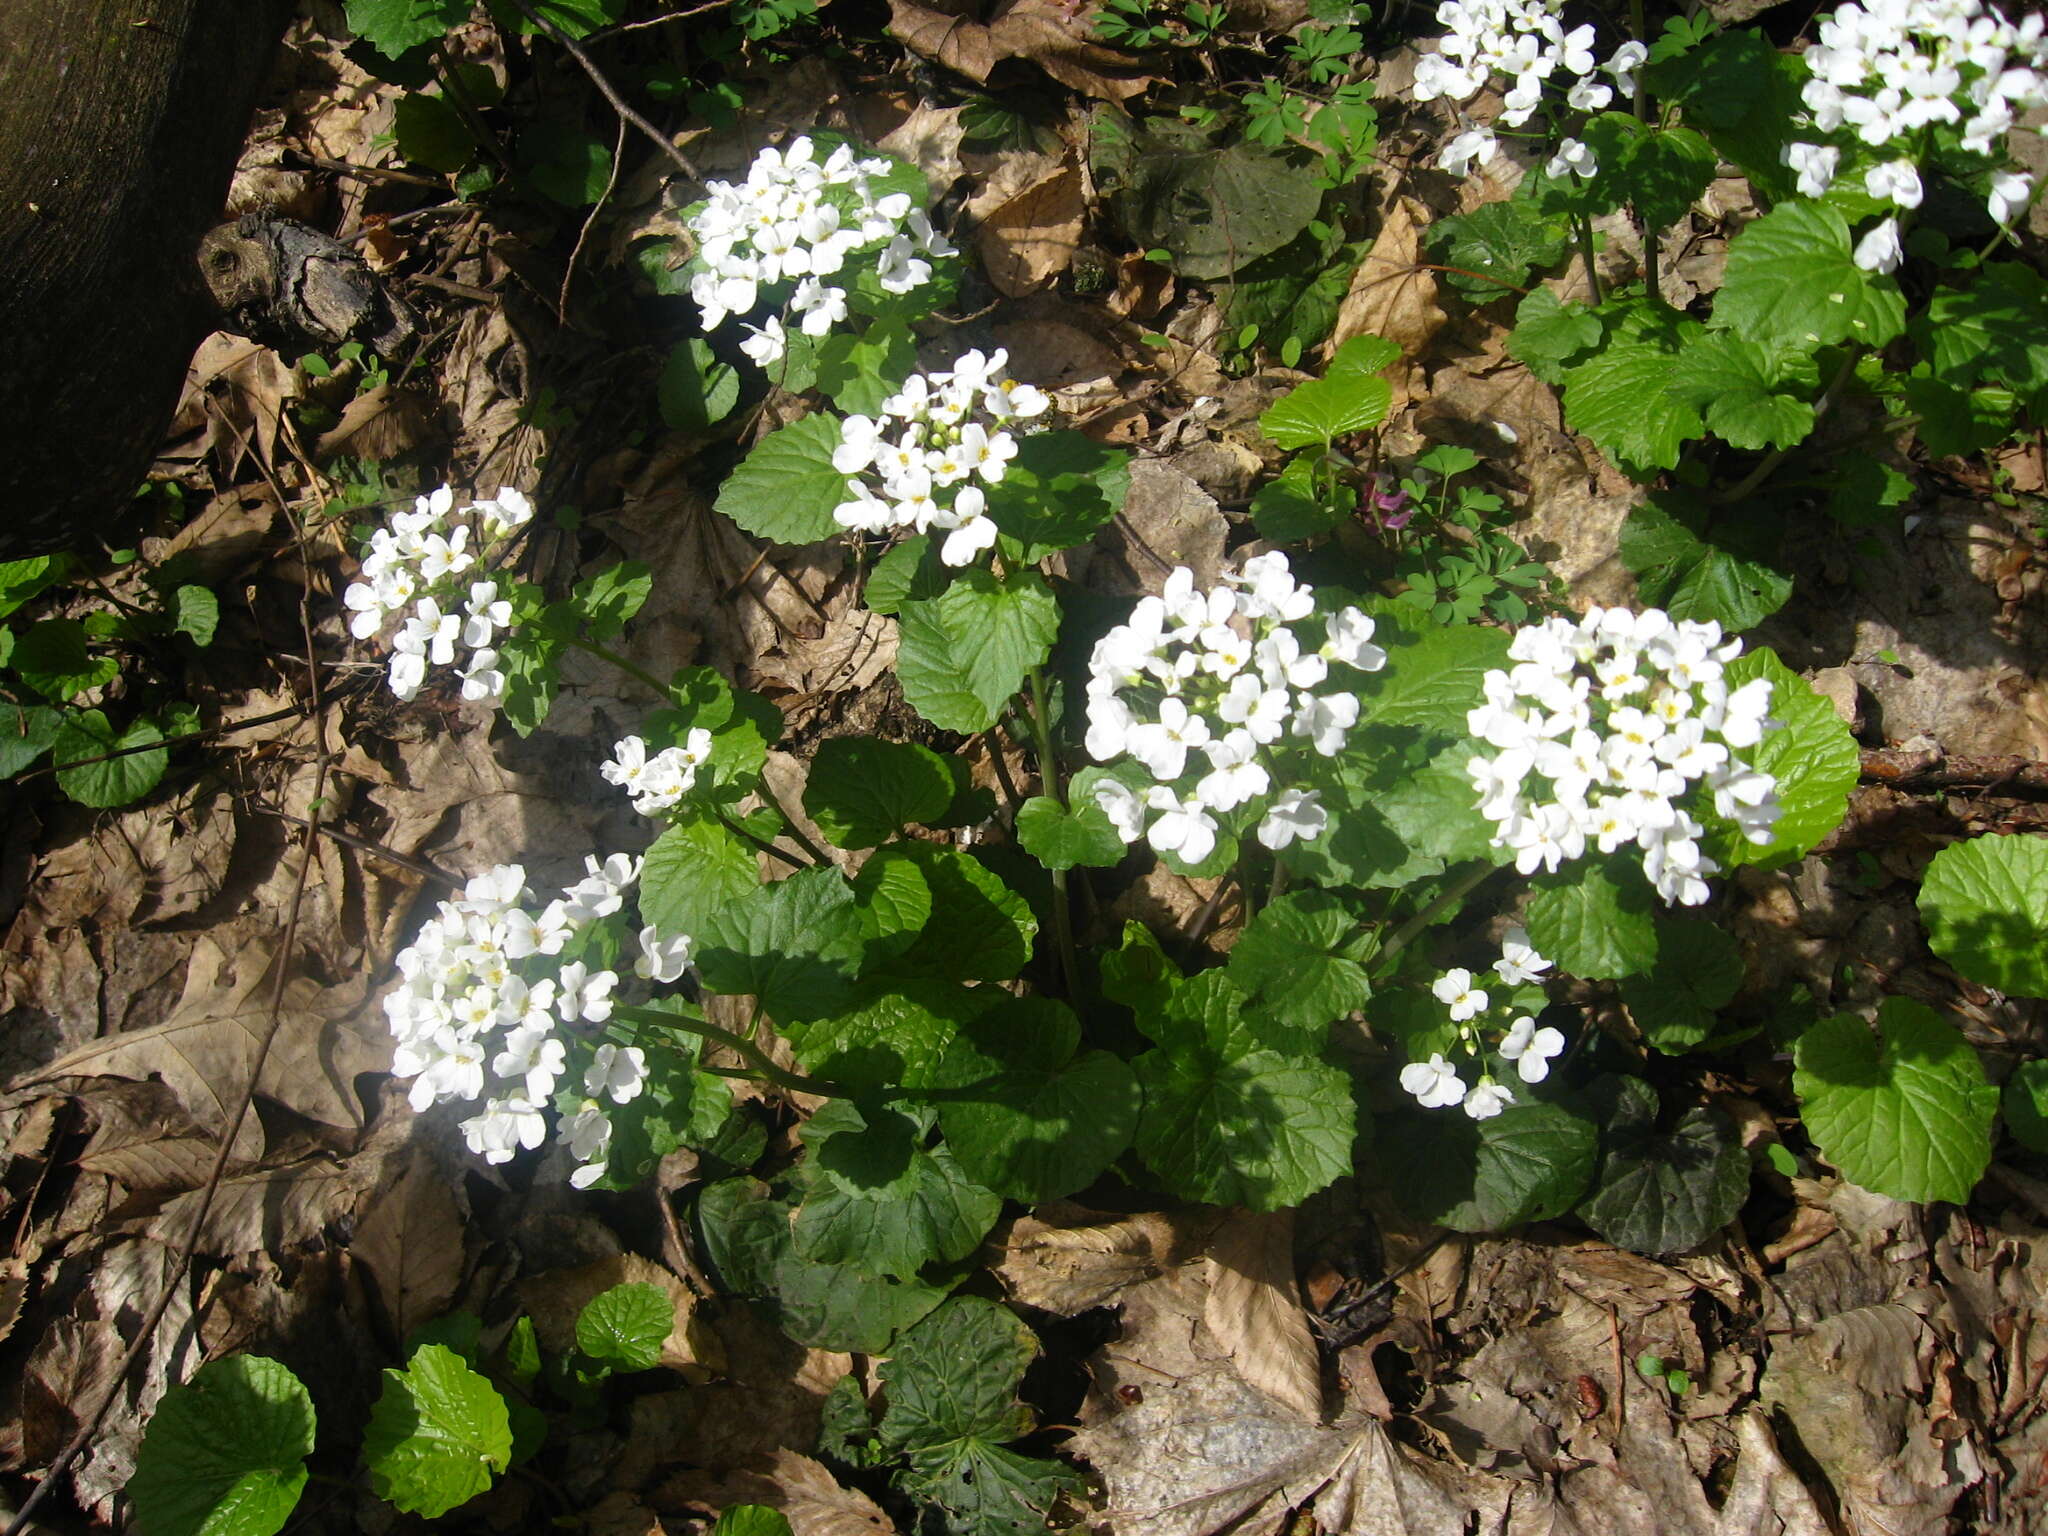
xmin=2 ymin=0 xmax=2047 ymax=1533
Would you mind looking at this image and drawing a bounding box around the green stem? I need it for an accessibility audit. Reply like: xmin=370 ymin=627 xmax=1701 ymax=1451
xmin=1628 ymin=0 xmax=1659 ymax=306
xmin=612 ymin=1002 xmax=844 ymax=1097
xmin=1026 ymin=668 xmax=1083 ymax=1001
xmin=1269 ymin=856 xmax=1291 ymax=911
xmin=1377 ymin=861 xmax=1500 ymax=966
xmin=715 ymin=808 xmax=808 ymax=869
xmin=751 ymin=776 xmax=833 ymax=865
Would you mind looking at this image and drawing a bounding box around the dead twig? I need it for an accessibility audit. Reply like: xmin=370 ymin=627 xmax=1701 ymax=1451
xmin=1860 ymin=745 xmax=2048 ymax=799
xmin=560 ymin=115 xmax=630 ymax=324
xmin=591 ymin=0 xmax=735 ymax=37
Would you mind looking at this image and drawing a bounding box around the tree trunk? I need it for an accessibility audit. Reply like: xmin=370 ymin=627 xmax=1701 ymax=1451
xmin=0 ymin=0 xmax=291 ymax=560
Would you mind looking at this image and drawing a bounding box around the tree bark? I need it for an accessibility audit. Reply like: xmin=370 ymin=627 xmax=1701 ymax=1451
xmin=0 ymin=0 xmax=292 ymax=560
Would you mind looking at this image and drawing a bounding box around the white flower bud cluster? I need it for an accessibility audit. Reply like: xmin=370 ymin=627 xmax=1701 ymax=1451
xmin=829 ymin=349 xmax=1050 ymax=567
xmin=344 ymin=486 xmax=535 ymax=705
xmin=600 ymin=731 xmax=714 ymax=818
xmin=686 ymin=136 xmax=956 ymax=368
xmin=1466 ymin=608 xmax=1781 ymax=906
xmin=1411 ymin=0 xmax=1649 ymax=178
xmin=1784 ymin=1 xmax=2046 ymax=271
xmin=1400 ymin=928 xmax=1565 ymax=1118
xmin=383 ymin=854 xmax=693 ymax=1188
xmin=1084 ymin=555 xmax=1388 ymax=865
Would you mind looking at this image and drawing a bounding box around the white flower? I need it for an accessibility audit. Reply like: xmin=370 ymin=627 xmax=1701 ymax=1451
xmin=739 ymin=316 xmax=787 ymax=366
xmin=585 ymin=1043 xmax=648 ymax=1104
xmin=1291 ymin=691 xmax=1358 ymax=756
xmin=1853 ymin=216 xmax=1904 ymax=273
xmin=1989 ymin=170 xmax=2034 ymax=224
xmin=1784 ymin=141 xmax=1841 ymax=198
xmin=460 ymin=1097 xmax=547 ymax=1164
xmin=1463 ymin=1079 xmax=1516 ymax=1119
xmin=555 ymin=961 xmax=618 ymax=1024
xmin=1144 ymin=786 xmax=1218 ymax=866
xmin=1126 ymin=697 xmax=1212 ymax=782
xmin=1494 ymin=928 xmax=1553 ymax=986
xmin=635 ymin=925 xmax=694 ymax=983
xmin=1500 ymin=1015 xmax=1567 ymax=1083
xmin=1401 ymin=1054 xmax=1467 ymax=1110
xmin=1323 ymin=607 xmax=1386 ymax=672
xmin=1864 ymin=158 xmax=1924 ymax=209
xmin=1440 ymin=126 xmax=1498 ymax=177
xmin=1257 ymin=788 xmax=1326 ymax=849
xmin=1546 ymin=137 xmax=1598 ymax=180
xmin=1093 ymin=778 xmax=1147 ymax=842
xmin=1433 ymin=968 xmax=1489 ymax=1022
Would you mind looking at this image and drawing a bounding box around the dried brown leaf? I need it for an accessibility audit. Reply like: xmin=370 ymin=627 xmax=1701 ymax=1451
xmin=1331 ymin=197 xmax=1445 ymax=404
xmin=127 ymin=1157 xmax=369 ymax=1256
xmin=978 ymin=164 xmax=1086 ymax=297
xmin=350 ymin=1149 xmax=468 ymax=1343
xmin=1204 ymin=1209 xmax=1323 ymax=1423
xmin=656 ymin=1448 xmax=893 ymax=1536
xmin=312 ymin=378 xmax=433 ymax=464
xmin=993 ymin=1203 xmax=1196 ymax=1314
xmin=886 ymin=0 xmax=999 ymax=81
xmin=888 ymin=0 xmax=1151 ymax=101
xmin=21 ymin=937 xmax=387 ymax=1163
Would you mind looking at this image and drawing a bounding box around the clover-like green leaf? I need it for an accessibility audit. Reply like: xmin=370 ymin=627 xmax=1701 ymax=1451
xmin=1713 ymin=647 xmax=1858 ymax=869
xmin=896 ymin=569 xmax=1059 ymax=734
xmin=1621 ymin=917 xmax=1745 ymax=1052
xmin=804 ymin=736 xmax=955 ymax=849
xmin=1918 ymin=834 xmax=2048 ymax=998
xmin=130 ymin=1357 xmax=315 ymax=1536
xmin=1794 ymin=998 xmax=1998 ymax=1204
xmin=1575 ymin=1077 xmax=1747 ymax=1253
xmin=1526 ymin=857 xmax=1659 ymax=980
xmin=574 ymin=1282 xmax=674 ymax=1373
xmin=715 ymin=412 xmax=849 ymax=545
xmin=1382 ymin=1101 xmax=1597 ymax=1232
xmin=362 ymin=1345 xmax=512 ymax=1519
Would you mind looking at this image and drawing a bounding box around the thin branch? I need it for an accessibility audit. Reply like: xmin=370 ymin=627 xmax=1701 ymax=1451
xmin=11 ymin=702 xmax=310 ymax=783
xmin=592 ymin=0 xmax=735 ymax=37
xmin=502 ymin=0 xmax=699 ymax=182
xmin=560 ymin=114 xmax=629 ymax=325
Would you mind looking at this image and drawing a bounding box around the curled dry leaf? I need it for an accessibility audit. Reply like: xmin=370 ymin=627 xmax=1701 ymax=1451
xmin=350 ymin=1149 xmax=469 ymax=1344
xmin=656 ymin=1447 xmax=893 ymax=1536
xmin=1203 ymin=1208 xmax=1324 ymax=1423
xmin=977 ymin=162 xmax=1086 ymax=297
xmin=21 ymin=935 xmax=388 ymax=1164
xmin=886 ymin=0 xmax=1152 ymax=102
xmin=1330 ymin=197 xmax=1445 ymax=408
xmin=992 ymin=1203 xmax=1194 ymax=1314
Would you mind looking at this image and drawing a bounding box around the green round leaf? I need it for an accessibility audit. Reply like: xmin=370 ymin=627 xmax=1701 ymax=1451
xmin=1918 ymin=834 xmax=2048 ymax=998
xmin=1621 ymin=918 xmax=1744 ymax=1052
xmin=130 ymin=1357 xmax=314 ymax=1536
xmin=12 ymin=618 xmax=116 ymax=701
xmin=1015 ymin=795 xmax=1126 ymax=872
xmin=55 ymin=709 xmax=167 ymax=808
xmin=1224 ymin=890 xmax=1374 ymax=1037
xmin=784 ymin=979 xmax=984 ymax=1093
xmin=392 ymin=92 xmax=477 ymax=173
xmin=715 ymin=413 xmax=849 ymax=545
xmin=711 ymin=1508 xmax=795 ymax=1536
xmin=1526 ymin=858 xmax=1659 ymax=980
xmin=1793 ymin=998 xmax=1998 ymax=1204
xmin=695 ymin=865 xmax=868 ymax=1023
xmin=795 ymin=1103 xmax=1002 ymax=1281
xmin=363 ymin=1345 xmax=512 ymax=1518
xmin=849 ymin=845 xmax=933 ymax=963
xmin=1133 ymin=1047 xmax=1354 ymax=1211
xmin=659 ymin=339 xmax=740 ymax=431
xmin=934 ymin=999 xmax=1140 ymax=1202
xmin=1710 ymin=199 xmax=1906 ymax=352
xmin=985 ymin=430 xmax=1131 ymax=563
xmin=804 ymin=737 xmax=955 ymax=849
xmin=896 ymin=569 xmax=1059 ymax=734
xmin=0 ymin=703 xmax=62 ymax=777
xmin=2004 ymin=1060 xmax=2048 ymax=1155
xmin=1575 ymin=1077 xmax=1748 ymax=1254
xmin=574 ymin=1281 xmax=674 ymax=1372
xmin=172 ymin=586 xmax=220 ymax=647
xmin=879 ymin=1296 xmax=1037 ymax=1451
xmin=884 ymin=842 xmax=1037 ymax=984
xmin=521 ymin=121 xmax=614 ymax=205
xmin=1714 ymin=647 xmax=1858 ymax=869
xmin=1382 ymin=1101 xmax=1597 ymax=1233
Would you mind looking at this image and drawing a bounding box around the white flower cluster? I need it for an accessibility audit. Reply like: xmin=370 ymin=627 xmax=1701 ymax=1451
xmin=1411 ymin=0 xmax=1650 ymax=178
xmin=1400 ymin=929 xmax=1565 ymax=1118
xmin=1084 ymin=555 xmax=1387 ymax=865
xmin=383 ymin=856 xmax=693 ymax=1188
xmin=601 ymin=731 xmax=713 ymax=818
xmin=1784 ymin=0 xmax=2047 ymax=271
xmin=344 ymin=486 xmax=534 ymax=705
xmin=687 ymin=136 xmax=956 ymax=368
xmin=829 ymin=349 xmax=1050 ymax=567
xmin=1465 ymin=608 xmax=1781 ymax=907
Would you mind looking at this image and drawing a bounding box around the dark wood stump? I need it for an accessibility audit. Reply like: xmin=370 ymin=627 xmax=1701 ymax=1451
xmin=0 ymin=0 xmax=292 ymax=560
